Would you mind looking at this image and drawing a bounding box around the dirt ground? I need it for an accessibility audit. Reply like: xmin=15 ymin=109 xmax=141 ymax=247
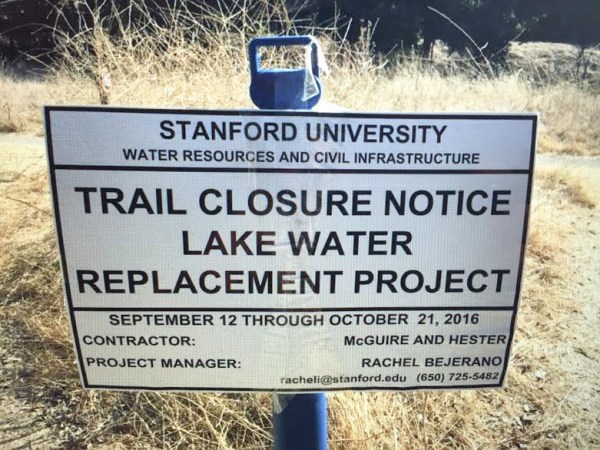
xmin=1 ymin=132 xmax=598 ymax=448
xmin=533 ymin=155 xmax=600 ymax=444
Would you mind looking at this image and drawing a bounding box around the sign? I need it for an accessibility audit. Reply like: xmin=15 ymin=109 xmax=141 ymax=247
xmin=45 ymin=107 xmax=536 ymax=392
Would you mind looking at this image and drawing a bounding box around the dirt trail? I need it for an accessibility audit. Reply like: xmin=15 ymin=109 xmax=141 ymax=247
xmin=565 ymin=204 xmax=600 ymax=438
xmin=0 ymin=134 xmax=598 ymax=448
xmin=534 ymin=154 xmax=600 ymax=444
xmin=537 ymin=153 xmax=600 ymax=192
xmin=0 ymin=134 xmax=47 ymax=174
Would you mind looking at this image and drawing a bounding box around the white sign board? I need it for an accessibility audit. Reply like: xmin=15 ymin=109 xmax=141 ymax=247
xmin=45 ymin=107 xmax=536 ymax=392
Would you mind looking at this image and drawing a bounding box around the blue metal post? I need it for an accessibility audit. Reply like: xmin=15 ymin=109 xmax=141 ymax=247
xmin=248 ymin=35 xmax=328 ymax=450
xmin=273 ymin=394 xmax=328 ymax=450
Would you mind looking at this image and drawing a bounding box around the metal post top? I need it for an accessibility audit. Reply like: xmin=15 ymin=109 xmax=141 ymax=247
xmin=248 ymin=35 xmax=323 ymax=110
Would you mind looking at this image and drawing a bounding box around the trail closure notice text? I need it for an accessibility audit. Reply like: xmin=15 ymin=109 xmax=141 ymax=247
xmin=45 ymin=107 xmax=536 ymax=392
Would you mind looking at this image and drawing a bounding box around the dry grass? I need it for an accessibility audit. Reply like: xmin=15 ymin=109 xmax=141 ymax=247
xmin=2 ymin=67 xmax=599 ymax=156
xmin=536 ymin=167 xmax=598 ymax=209
xmin=2 ymin=65 xmax=599 ymax=156
xmin=1 ymin=1 xmax=599 ymax=448
xmin=0 ymin=4 xmax=599 ymax=155
xmin=1 ymin=155 xmax=595 ymax=449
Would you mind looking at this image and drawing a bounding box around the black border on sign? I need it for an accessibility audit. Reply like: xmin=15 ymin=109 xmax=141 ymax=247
xmin=44 ymin=108 xmax=90 ymax=386
xmin=55 ymin=166 xmax=528 ymax=175
xmin=83 ymin=383 xmax=502 ymax=393
xmin=45 ymin=105 xmax=536 ymax=121
xmin=499 ymin=115 xmax=537 ymax=385
xmin=44 ymin=106 xmax=537 ymax=393
xmin=74 ymin=306 xmax=514 ymax=312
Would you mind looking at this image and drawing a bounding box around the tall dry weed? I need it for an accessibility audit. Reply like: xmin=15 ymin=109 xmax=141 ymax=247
xmin=1 ymin=1 xmax=599 ymax=448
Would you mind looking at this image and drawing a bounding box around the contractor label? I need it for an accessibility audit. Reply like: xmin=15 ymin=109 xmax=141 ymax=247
xmin=45 ymin=107 xmax=536 ymax=392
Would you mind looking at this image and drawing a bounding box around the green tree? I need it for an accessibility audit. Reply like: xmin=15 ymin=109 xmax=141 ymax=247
xmin=316 ymin=0 xmax=424 ymax=52
xmin=516 ymin=0 xmax=599 ymax=79
xmin=423 ymin=0 xmax=523 ymax=64
xmin=516 ymin=0 xmax=599 ymax=47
